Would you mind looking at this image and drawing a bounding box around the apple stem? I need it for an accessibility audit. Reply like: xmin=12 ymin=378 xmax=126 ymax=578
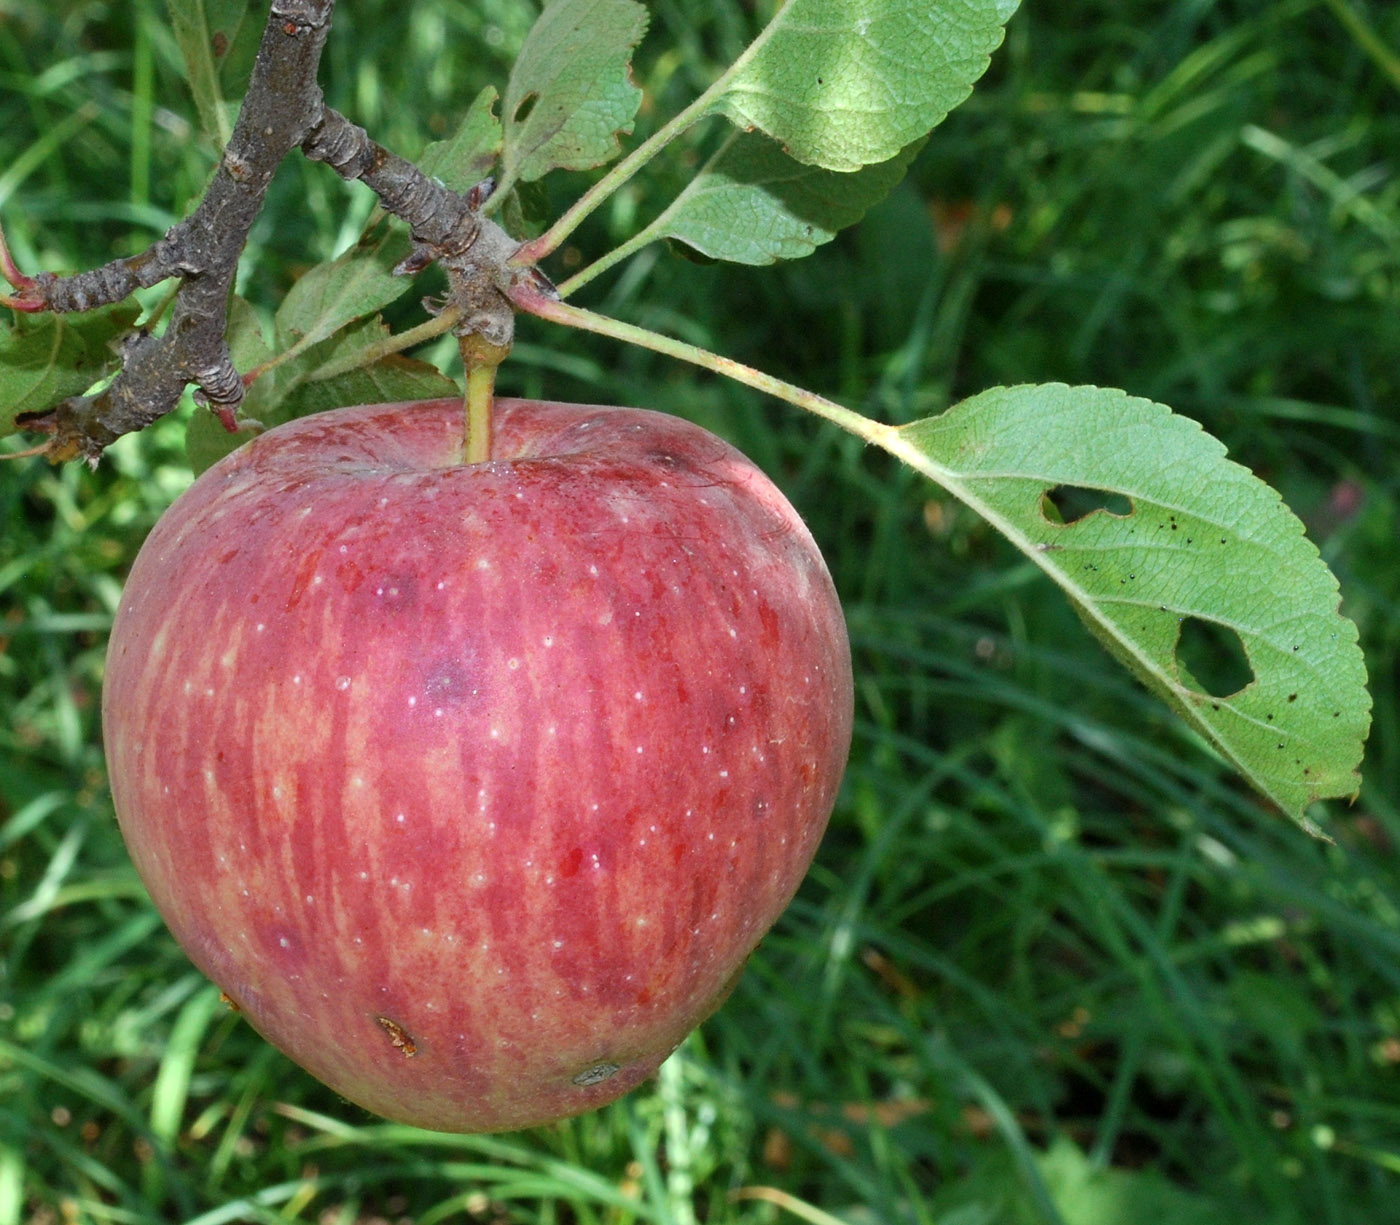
xmin=459 ymin=332 xmax=511 ymax=464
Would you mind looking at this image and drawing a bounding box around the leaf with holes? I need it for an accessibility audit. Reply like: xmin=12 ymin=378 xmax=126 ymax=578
xmin=500 ymin=0 xmax=648 ymax=190
xmin=885 ymin=384 xmax=1370 ymax=831
xmin=706 ymin=0 xmax=1013 ymax=172
xmin=634 ymin=131 xmax=923 ymax=265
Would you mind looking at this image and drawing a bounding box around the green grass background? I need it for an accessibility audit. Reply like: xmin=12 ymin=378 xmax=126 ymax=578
xmin=3 ymin=0 xmax=1400 ymax=1222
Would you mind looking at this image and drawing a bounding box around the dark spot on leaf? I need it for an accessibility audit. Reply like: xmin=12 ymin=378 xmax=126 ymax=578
xmin=1288 ymin=693 xmax=1298 ymax=702
xmin=1041 ymin=485 xmax=1133 ymax=524
xmin=211 ymin=30 xmax=229 ymax=57
xmin=1175 ymin=617 xmax=1254 ymax=698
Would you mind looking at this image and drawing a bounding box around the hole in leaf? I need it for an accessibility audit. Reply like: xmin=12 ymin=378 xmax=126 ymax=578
xmin=513 ymin=92 xmax=539 ymax=124
xmin=1041 ymin=485 xmax=1134 ymax=524
xmin=1175 ymin=617 xmax=1254 ymax=698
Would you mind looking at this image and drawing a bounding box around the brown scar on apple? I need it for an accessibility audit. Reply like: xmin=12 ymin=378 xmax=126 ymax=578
xmin=219 ymin=989 xmax=242 ymax=1013
xmin=571 ymin=1061 xmax=620 ymax=1087
xmin=376 ymin=1015 xmax=418 ymax=1057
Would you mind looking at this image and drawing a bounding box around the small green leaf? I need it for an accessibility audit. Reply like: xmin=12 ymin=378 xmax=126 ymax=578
xmin=710 ymin=0 xmax=1011 ymax=172
xmin=165 ymin=0 xmax=259 ymax=148
xmin=888 ymin=384 xmax=1370 ymax=830
xmin=273 ymin=223 xmax=414 ymax=351
xmin=501 ymin=0 xmax=648 ymax=187
xmin=639 ymin=131 xmax=922 ymax=265
xmin=417 ymin=86 xmax=503 ymax=193
xmin=0 ymin=305 xmax=140 ymax=436
xmin=186 ymin=314 xmax=458 ymax=474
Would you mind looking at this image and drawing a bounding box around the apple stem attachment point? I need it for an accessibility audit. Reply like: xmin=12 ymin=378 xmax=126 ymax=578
xmin=459 ymin=332 xmax=511 ymax=465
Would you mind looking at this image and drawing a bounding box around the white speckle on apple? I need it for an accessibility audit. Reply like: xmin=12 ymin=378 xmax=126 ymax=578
xmin=335 ymin=676 xmax=351 ymax=691
xmin=507 ymin=658 xmax=520 ymax=670
xmin=543 ymin=635 xmax=554 ymax=647
xmin=292 ymin=674 xmax=302 ymax=685
xmin=433 ymin=708 xmax=444 ymax=718
xmin=279 ymin=937 xmax=289 ymax=948
xmin=183 ymin=680 xmax=193 ymax=694
xmin=305 ymin=894 xmax=314 ymax=904
xmin=633 ymin=691 xmax=643 ymax=701
xmin=359 ymin=871 xmax=369 ymax=880
xmin=476 ymin=558 xmax=491 ymax=571
xmin=256 ymin=623 xmax=265 ymax=632
xmin=408 ymin=695 xmax=417 ymax=707
xmin=553 ymin=939 xmax=563 ymax=949
xmin=204 ymin=687 xmax=215 ymax=697
xmin=395 ymin=812 xmax=405 ymax=824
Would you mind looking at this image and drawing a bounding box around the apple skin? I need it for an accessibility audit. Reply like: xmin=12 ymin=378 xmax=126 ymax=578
xmin=103 ymin=397 xmax=853 ymax=1133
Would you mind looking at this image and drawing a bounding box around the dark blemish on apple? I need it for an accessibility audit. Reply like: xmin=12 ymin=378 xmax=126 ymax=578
xmin=559 ymin=846 xmax=584 ymax=878
xmin=336 ymin=557 xmax=365 ymax=593
xmin=284 ymin=547 xmax=322 ymax=610
xmin=571 ymin=1061 xmax=619 ymax=1087
xmin=219 ymin=989 xmax=242 ymax=1012
xmin=377 ymin=1015 xmax=417 ymax=1057
xmin=423 ymin=658 xmax=480 ymax=706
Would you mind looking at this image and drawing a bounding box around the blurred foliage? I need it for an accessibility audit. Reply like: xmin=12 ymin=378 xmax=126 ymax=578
xmin=2 ymin=1 xmax=1399 ymax=1223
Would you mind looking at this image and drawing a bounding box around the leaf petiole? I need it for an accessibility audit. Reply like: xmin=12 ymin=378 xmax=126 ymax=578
xmin=507 ymin=278 xmax=887 ymax=443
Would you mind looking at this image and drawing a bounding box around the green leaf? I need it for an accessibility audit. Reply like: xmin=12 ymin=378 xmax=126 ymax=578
xmin=0 ymin=305 xmax=140 ymax=436
xmin=273 ymin=222 xmax=415 ymax=352
xmin=417 ymin=86 xmax=503 ymax=193
xmin=708 ymin=0 xmax=1012 ymax=172
xmin=165 ymin=0 xmax=260 ymax=148
xmin=638 ymin=131 xmax=922 ymax=265
xmin=500 ymin=0 xmax=649 ymax=187
xmin=186 ymin=313 xmax=458 ymax=475
xmin=889 ymin=384 xmax=1370 ymax=831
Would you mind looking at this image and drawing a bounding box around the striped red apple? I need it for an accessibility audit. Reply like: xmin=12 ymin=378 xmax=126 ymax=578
xmin=102 ymin=397 xmax=852 ymax=1132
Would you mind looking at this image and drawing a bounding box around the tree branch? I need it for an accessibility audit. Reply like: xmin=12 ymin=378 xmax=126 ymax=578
xmin=16 ymin=0 xmax=338 ymax=464
xmin=6 ymin=0 xmax=552 ymax=465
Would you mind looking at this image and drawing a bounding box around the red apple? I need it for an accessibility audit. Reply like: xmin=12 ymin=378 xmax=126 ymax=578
xmin=103 ymin=397 xmax=853 ymax=1132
